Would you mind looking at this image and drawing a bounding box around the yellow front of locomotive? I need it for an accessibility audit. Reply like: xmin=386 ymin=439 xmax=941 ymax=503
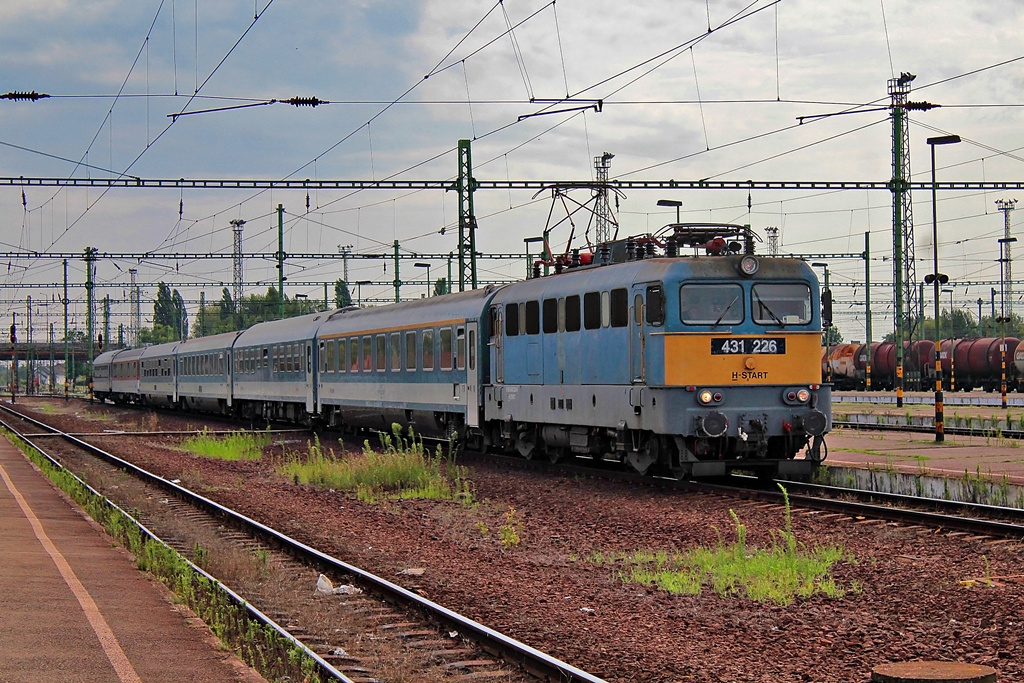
xmin=653 ymin=254 xmax=830 ymax=475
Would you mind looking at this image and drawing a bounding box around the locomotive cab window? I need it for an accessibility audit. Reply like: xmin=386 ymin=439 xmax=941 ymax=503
xmin=645 ymin=285 xmax=665 ymax=326
xmin=680 ymin=284 xmax=744 ymax=325
xmin=751 ymin=283 xmax=812 ymax=326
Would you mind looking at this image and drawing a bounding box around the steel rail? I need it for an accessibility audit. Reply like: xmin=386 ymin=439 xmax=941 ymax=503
xmin=0 ymin=403 xmax=606 ymax=683
xmin=464 ymin=452 xmax=1024 ymax=540
xmin=0 ymin=409 xmax=357 ymax=683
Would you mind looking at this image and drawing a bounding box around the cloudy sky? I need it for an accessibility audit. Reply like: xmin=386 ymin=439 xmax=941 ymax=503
xmin=2 ymin=0 xmax=1023 ymax=342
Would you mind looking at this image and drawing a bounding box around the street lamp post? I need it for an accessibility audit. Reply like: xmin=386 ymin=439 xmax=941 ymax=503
xmin=924 ymin=134 xmax=959 ymax=441
xmin=811 ymin=262 xmax=831 ymax=383
xmin=657 ymin=199 xmax=683 ymax=224
xmin=942 ymin=287 xmax=954 ymax=391
xmin=998 ymin=236 xmax=1017 ymax=409
xmin=414 ymin=262 xmax=431 ymax=298
xmin=356 ymin=280 xmax=372 ymax=307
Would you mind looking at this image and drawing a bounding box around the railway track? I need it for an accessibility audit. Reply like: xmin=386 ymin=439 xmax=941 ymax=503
xmin=0 ymin=403 xmax=605 ymax=683
xmin=463 ymin=450 xmax=1024 ymax=541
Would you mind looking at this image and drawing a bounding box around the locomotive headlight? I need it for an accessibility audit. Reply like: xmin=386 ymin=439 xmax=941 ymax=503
xmin=796 ymin=389 xmax=811 ymax=403
xmin=698 ymin=389 xmax=714 ymax=405
xmin=738 ymin=255 xmax=759 ymax=277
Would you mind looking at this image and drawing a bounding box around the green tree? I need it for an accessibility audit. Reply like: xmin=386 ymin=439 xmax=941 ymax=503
xmin=153 ymin=282 xmax=175 ymax=328
xmin=334 ymin=279 xmax=353 ymax=308
xmin=824 ymin=326 xmax=843 ymax=346
xmin=172 ymin=289 xmax=187 ymax=340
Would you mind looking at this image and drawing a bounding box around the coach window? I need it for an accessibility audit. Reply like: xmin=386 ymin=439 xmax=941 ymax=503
xmin=335 ymin=340 xmax=344 ymax=373
xmin=405 ymin=331 xmax=417 ymax=371
xmin=376 ymin=335 xmax=387 ymax=371
xmin=525 ymin=300 xmax=540 ymax=335
xmin=349 ymin=338 xmax=359 ymax=372
xmin=543 ymin=298 xmax=558 ymax=334
xmin=456 ymin=327 xmax=466 ymax=371
xmin=361 ymin=336 xmax=372 ymax=371
xmin=262 ymin=348 xmax=269 ymax=369
xmin=565 ymin=294 xmax=581 ymax=332
xmin=505 ymin=303 xmax=519 ymax=336
xmin=583 ymin=292 xmax=600 ymax=330
xmin=422 ymin=329 xmax=434 ymax=370
xmin=610 ymin=288 xmax=629 ymax=328
xmin=319 ymin=342 xmax=326 ymax=372
xmin=389 ymin=332 xmax=401 ymax=371
xmin=680 ymin=283 xmax=744 ymax=325
xmin=440 ymin=328 xmax=453 ymax=370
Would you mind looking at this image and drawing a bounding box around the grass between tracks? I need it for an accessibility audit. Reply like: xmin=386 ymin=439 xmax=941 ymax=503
xmin=589 ymin=485 xmax=859 ymax=606
xmin=180 ymin=427 xmax=271 ymax=461
xmin=279 ymin=424 xmax=475 ymax=505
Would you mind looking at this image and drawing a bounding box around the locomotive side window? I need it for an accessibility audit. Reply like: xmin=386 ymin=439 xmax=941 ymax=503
xmin=566 ymin=295 xmax=581 ymax=332
xmin=543 ymin=298 xmax=558 ymax=333
xmin=583 ymin=292 xmax=600 ymax=329
xmin=645 ymin=285 xmax=665 ymax=326
xmin=525 ymin=300 xmax=540 ymax=335
xmin=751 ymin=283 xmax=812 ymax=325
xmin=680 ymin=284 xmax=743 ymax=324
xmin=610 ymin=288 xmax=629 ymax=328
xmin=422 ymin=329 xmax=435 ymax=370
xmin=505 ymin=303 xmax=519 ymax=336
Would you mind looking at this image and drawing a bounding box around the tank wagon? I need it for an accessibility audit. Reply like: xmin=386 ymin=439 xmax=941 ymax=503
xmin=92 ymin=224 xmax=830 ymax=479
xmin=825 ymin=337 xmax=1024 ymax=392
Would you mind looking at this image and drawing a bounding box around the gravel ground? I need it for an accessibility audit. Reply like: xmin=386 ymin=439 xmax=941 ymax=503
xmin=20 ymin=398 xmax=1024 ymax=682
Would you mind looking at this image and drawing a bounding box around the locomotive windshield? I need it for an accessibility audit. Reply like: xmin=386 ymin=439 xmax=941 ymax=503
xmin=751 ymin=283 xmax=812 ymax=326
xmin=680 ymin=284 xmax=743 ymax=325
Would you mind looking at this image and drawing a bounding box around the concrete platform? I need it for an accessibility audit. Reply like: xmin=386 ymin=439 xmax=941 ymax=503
xmin=0 ymin=436 xmax=264 ymax=683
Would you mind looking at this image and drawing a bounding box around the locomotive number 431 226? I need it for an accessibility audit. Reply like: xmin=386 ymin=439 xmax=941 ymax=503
xmin=711 ymin=337 xmax=786 ymax=355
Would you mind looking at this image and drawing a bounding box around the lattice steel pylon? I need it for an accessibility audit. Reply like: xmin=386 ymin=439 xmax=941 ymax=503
xmin=766 ymin=226 xmax=779 ymax=256
xmin=129 ymin=268 xmax=139 ymax=346
xmin=231 ymin=218 xmax=245 ymax=306
xmin=890 ymin=74 xmax=918 ymax=345
xmin=996 ymin=198 xmax=1017 ymax=317
xmin=594 ymin=152 xmax=615 ymax=245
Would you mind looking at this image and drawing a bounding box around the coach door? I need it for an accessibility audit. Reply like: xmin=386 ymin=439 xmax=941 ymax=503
xmin=466 ymin=322 xmax=479 ymax=427
xmin=491 ymin=306 xmax=504 ymax=384
xmin=630 ymin=287 xmax=645 ymax=382
xmin=305 ymin=340 xmax=315 ymax=413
